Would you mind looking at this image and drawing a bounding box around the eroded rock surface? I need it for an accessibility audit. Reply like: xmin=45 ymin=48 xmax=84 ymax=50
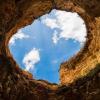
xmin=0 ymin=0 xmax=100 ymax=100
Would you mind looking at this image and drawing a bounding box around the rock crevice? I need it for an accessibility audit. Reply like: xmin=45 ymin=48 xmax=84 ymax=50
xmin=0 ymin=0 xmax=100 ymax=100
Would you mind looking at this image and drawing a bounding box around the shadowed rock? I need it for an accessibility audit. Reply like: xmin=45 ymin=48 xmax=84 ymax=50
xmin=0 ymin=0 xmax=100 ymax=100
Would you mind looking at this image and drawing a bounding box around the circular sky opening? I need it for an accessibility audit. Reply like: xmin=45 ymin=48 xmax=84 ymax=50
xmin=9 ymin=9 xmax=87 ymax=84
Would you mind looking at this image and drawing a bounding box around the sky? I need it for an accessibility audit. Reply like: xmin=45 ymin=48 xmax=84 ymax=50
xmin=9 ymin=9 xmax=87 ymax=84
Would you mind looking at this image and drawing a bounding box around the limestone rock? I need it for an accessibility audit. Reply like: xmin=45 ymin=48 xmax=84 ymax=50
xmin=0 ymin=0 xmax=100 ymax=100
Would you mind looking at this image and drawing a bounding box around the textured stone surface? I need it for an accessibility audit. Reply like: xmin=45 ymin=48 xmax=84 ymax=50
xmin=0 ymin=0 xmax=100 ymax=100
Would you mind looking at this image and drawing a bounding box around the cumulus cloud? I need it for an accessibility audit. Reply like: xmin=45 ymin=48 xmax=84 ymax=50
xmin=9 ymin=29 xmax=29 ymax=45
xmin=42 ymin=10 xmax=87 ymax=44
xmin=52 ymin=30 xmax=59 ymax=44
xmin=43 ymin=18 xmax=59 ymax=29
xmin=23 ymin=48 xmax=40 ymax=71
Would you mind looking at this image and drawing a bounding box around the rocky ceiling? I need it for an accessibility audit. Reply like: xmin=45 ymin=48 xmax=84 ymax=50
xmin=0 ymin=0 xmax=100 ymax=100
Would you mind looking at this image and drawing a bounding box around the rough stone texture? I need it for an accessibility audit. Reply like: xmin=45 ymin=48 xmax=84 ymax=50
xmin=0 ymin=0 xmax=100 ymax=100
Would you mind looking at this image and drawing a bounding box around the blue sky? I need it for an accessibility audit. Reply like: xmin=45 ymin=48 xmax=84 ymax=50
xmin=9 ymin=9 xmax=86 ymax=83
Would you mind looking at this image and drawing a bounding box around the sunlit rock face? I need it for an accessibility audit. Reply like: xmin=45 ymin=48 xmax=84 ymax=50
xmin=0 ymin=0 xmax=100 ymax=100
xmin=9 ymin=9 xmax=86 ymax=83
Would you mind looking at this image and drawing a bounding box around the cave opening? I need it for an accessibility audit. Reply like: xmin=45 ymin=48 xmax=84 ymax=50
xmin=9 ymin=9 xmax=87 ymax=84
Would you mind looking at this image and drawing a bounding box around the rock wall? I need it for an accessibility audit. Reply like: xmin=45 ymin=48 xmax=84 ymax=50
xmin=0 ymin=0 xmax=100 ymax=100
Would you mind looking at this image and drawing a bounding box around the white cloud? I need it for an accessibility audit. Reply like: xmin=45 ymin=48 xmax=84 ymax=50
xmin=42 ymin=10 xmax=87 ymax=44
xmin=43 ymin=18 xmax=59 ymax=29
xmin=52 ymin=30 xmax=59 ymax=44
xmin=23 ymin=48 xmax=40 ymax=71
xmin=9 ymin=29 xmax=29 ymax=45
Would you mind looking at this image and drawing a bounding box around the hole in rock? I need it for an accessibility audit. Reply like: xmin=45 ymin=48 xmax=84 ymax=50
xmin=9 ymin=9 xmax=87 ymax=84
